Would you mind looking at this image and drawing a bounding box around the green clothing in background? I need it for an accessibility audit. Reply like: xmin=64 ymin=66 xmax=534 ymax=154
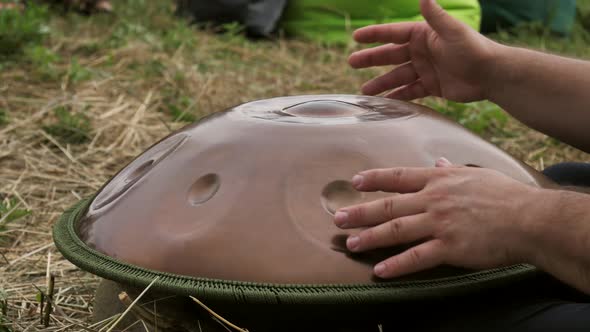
xmin=281 ymin=0 xmax=481 ymax=44
xmin=480 ymin=0 xmax=577 ymax=36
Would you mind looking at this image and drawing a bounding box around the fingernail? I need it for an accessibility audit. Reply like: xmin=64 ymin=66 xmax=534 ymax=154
xmin=435 ymin=157 xmax=452 ymax=168
xmin=352 ymin=175 xmax=364 ymax=188
xmin=334 ymin=211 xmax=349 ymax=228
xmin=347 ymin=236 xmax=360 ymax=251
xmin=374 ymin=263 xmax=386 ymax=277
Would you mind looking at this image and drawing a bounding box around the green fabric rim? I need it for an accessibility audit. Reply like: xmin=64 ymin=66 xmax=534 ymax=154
xmin=54 ymin=198 xmax=540 ymax=305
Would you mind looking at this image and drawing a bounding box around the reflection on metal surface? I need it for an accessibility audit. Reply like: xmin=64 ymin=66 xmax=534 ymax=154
xmin=282 ymin=100 xmax=370 ymax=118
xmin=92 ymin=134 xmax=188 ymax=210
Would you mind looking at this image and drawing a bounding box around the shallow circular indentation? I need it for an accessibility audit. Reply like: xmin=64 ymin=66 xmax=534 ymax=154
xmin=126 ymin=160 xmax=154 ymax=183
xmin=188 ymin=174 xmax=221 ymax=206
xmin=321 ymin=180 xmax=363 ymax=215
xmin=91 ymin=134 xmax=188 ymax=211
xmin=282 ymin=100 xmax=369 ymax=118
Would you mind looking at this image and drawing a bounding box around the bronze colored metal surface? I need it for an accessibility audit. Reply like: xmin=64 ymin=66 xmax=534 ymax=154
xmin=78 ymin=95 xmax=552 ymax=284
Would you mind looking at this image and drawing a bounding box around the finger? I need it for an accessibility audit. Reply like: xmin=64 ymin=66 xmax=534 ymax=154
xmin=383 ymin=80 xmax=429 ymax=100
xmin=420 ymin=0 xmax=467 ymax=41
xmin=361 ymin=63 xmax=418 ymax=96
xmin=435 ymin=157 xmax=453 ymax=168
xmin=435 ymin=157 xmax=468 ymax=169
xmin=374 ymin=239 xmax=445 ymax=278
xmin=335 ymin=193 xmax=425 ymax=229
xmin=346 ymin=213 xmax=433 ymax=252
xmin=353 ymin=22 xmax=420 ymax=44
xmin=352 ymin=167 xmax=440 ymax=193
xmin=349 ymin=44 xmax=410 ymax=69
xmin=405 ymin=31 xmax=442 ymax=97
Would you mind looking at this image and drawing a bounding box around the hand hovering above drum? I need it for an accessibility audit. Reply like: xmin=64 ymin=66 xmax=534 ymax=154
xmin=348 ymin=0 xmax=496 ymax=102
xmin=349 ymin=0 xmax=590 ymax=153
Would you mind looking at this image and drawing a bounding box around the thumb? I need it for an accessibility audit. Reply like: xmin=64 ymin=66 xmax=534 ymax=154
xmin=419 ymin=0 xmax=467 ymax=40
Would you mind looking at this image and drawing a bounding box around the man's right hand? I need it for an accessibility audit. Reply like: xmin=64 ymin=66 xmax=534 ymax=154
xmin=349 ymin=0 xmax=500 ymax=103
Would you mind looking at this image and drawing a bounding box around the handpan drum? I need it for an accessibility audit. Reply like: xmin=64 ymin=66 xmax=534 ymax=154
xmin=54 ymin=95 xmax=552 ymax=310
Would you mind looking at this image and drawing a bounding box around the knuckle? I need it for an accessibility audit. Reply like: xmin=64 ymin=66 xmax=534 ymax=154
xmin=424 ymin=188 xmax=451 ymax=205
xmin=361 ymin=228 xmax=376 ymax=245
xmin=428 ymin=199 xmax=453 ymax=220
xmin=432 ymin=167 xmax=453 ymax=179
xmin=408 ymin=248 xmax=422 ymax=266
xmin=382 ymin=198 xmax=395 ymax=220
xmin=387 ymin=219 xmax=403 ymax=240
xmin=433 ymin=219 xmax=452 ymax=238
xmin=349 ymin=206 xmax=365 ymax=222
xmin=389 ymin=168 xmax=405 ymax=186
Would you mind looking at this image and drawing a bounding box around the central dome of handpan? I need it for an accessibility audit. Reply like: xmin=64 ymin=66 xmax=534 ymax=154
xmin=55 ymin=95 xmax=552 ymax=307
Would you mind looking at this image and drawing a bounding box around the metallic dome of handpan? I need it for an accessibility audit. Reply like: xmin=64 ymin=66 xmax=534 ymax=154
xmin=54 ymin=95 xmax=552 ymax=306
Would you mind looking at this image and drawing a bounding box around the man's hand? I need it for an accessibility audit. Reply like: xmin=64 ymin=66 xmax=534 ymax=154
xmin=348 ymin=0 xmax=499 ymax=102
xmin=350 ymin=0 xmax=590 ymax=152
xmin=333 ymin=158 xmax=546 ymax=279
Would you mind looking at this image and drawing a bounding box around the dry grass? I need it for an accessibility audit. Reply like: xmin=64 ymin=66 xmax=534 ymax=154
xmin=1 ymin=1 xmax=589 ymax=331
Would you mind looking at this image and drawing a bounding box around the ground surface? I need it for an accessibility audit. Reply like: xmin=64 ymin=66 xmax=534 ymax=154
xmin=1 ymin=1 xmax=590 ymax=331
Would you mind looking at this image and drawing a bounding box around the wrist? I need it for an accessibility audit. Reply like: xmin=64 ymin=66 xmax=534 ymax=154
xmin=513 ymin=187 xmax=562 ymax=266
xmin=481 ymin=43 xmax=520 ymax=102
xmin=517 ymin=188 xmax=590 ymax=271
xmin=521 ymin=189 xmax=590 ymax=294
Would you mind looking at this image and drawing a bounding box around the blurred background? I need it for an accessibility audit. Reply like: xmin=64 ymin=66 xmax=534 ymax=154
xmin=1 ymin=0 xmax=590 ymax=330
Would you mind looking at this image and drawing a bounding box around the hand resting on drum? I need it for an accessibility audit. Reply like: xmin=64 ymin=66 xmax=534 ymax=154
xmin=335 ymin=159 xmax=590 ymax=295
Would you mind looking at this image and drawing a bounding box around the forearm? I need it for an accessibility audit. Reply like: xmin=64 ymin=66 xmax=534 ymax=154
xmin=524 ymin=189 xmax=590 ymax=294
xmin=485 ymin=45 xmax=590 ymax=152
